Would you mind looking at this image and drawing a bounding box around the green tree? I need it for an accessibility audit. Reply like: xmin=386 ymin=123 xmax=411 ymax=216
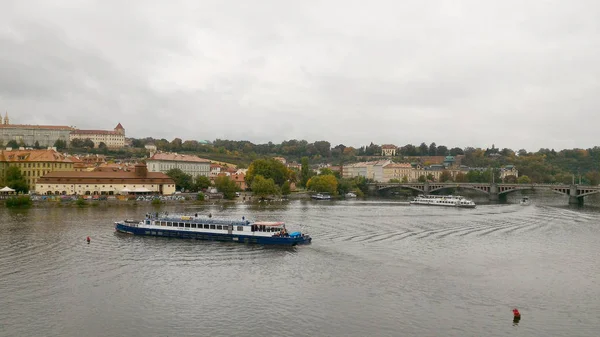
xmin=70 ymin=138 xmax=85 ymax=148
xmin=82 ymin=138 xmax=94 ymax=148
xmin=517 ymin=175 xmax=532 ymax=184
xmin=281 ymin=181 xmax=291 ymax=195
xmin=319 ymin=168 xmax=334 ymax=176
xmin=53 ymin=139 xmax=67 ymax=151
xmin=98 ymin=142 xmax=108 ymax=154
xmin=194 ymin=175 xmax=211 ymax=191
xmin=34 ymin=141 xmax=41 ymax=149
xmin=426 ymin=173 xmax=434 ymax=182
xmin=6 ymin=140 xmax=18 ymax=148
xmin=166 ymin=168 xmax=193 ymax=191
xmin=504 ymin=175 xmax=518 ymax=183
xmin=246 ymin=158 xmax=289 ymax=187
xmin=402 ymin=176 xmax=409 ymax=183
xmin=300 ymin=157 xmax=311 ymax=187
xmin=418 ymin=175 xmax=426 ymax=182
xmin=214 ymin=175 xmax=239 ymax=199
xmin=6 ymin=166 xmax=28 ymax=193
xmin=171 ymin=138 xmax=183 ymax=151
xmin=250 ymin=175 xmax=280 ymax=198
xmin=306 ymin=174 xmax=338 ymax=195
xmin=336 ymin=178 xmax=354 ymax=195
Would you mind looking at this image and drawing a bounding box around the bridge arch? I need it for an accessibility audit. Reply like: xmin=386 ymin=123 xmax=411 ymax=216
xmin=377 ymin=184 xmax=425 ymax=193
xmin=428 ymin=185 xmax=490 ymax=195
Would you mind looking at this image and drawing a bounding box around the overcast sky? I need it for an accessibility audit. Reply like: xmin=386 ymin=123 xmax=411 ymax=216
xmin=1 ymin=0 xmax=599 ymax=151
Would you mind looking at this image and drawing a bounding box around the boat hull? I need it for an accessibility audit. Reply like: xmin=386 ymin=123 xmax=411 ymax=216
xmin=115 ymin=222 xmax=312 ymax=246
xmin=409 ymin=202 xmax=476 ymax=209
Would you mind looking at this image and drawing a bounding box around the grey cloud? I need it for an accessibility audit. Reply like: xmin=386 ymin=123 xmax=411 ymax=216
xmin=1 ymin=0 xmax=599 ymax=151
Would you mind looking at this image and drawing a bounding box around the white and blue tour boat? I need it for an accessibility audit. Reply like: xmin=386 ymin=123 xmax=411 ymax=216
xmin=115 ymin=213 xmax=312 ymax=246
xmin=410 ymin=194 xmax=477 ymax=208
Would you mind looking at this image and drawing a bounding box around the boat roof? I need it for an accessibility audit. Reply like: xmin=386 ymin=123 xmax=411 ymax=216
xmin=146 ymin=214 xmax=285 ymax=226
xmin=254 ymin=221 xmax=285 ymax=226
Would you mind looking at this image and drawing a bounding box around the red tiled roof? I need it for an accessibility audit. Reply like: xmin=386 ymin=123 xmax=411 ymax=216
xmin=115 ymin=123 xmax=124 ymax=130
xmin=71 ymin=130 xmax=121 ymax=135
xmin=0 ymin=149 xmax=72 ymax=163
xmin=0 ymin=124 xmax=74 ymax=130
xmin=381 ymin=144 xmax=397 ymax=149
xmin=149 ymin=152 xmax=210 ymax=163
xmin=37 ymin=170 xmax=174 ymax=184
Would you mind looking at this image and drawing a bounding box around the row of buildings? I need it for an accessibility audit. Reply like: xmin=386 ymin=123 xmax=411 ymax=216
xmin=0 ymin=113 xmax=126 ymax=148
xmin=340 ymin=157 xmax=518 ymax=182
xmin=0 ymin=147 xmax=245 ymax=195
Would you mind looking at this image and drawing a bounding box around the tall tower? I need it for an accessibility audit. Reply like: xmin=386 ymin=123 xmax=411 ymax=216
xmin=114 ymin=123 xmax=125 ymax=135
xmin=3 ymin=112 xmax=8 ymax=125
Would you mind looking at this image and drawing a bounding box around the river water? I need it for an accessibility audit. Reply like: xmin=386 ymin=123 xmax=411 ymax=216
xmin=1 ymin=197 xmax=599 ymax=337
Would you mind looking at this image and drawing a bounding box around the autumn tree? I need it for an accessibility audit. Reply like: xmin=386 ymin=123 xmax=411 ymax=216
xmin=306 ymin=175 xmax=338 ymax=195
xmin=439 ymin=170 xmax=453 ymax=182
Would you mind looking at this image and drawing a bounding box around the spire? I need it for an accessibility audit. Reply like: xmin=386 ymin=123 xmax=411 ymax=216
xmin=3 ymin=111 xmax=8 ymax=125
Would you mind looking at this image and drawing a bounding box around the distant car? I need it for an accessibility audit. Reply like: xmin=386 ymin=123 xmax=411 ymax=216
xmin=235 ymin=192 xmax=241 ymax=197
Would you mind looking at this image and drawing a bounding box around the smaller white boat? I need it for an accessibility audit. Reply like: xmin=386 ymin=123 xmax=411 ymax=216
xmin=410 ymin=194 xmax=476 ymax=208
xmin=345 ymin=192 xmax=357 ymax=198
xmin=519 ymin=196 xmax=530 ymax=205
xmin=311 ymin=193 xmax=332 ymax=200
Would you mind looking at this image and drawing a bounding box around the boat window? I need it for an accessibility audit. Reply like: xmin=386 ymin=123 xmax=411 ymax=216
xmin=185 ymin=223 xmax=191 ymax=228
xmin=161 ymin=221 xmax=167 ymax=226
xmin=191 ymin=224 xmax=197 ymax=228
xmin=145 ymin=221 xmax=150 ymax=225
xmin=161 ymin=222 xmax=166 ymax=226
xmin=237 ymin=226 xmax=244 ymax=231
xmin=167 ymin=222 xmax=172 ymax=226
xmin=216 ymin=225 xmax=222 ymax=230
xmin=204 ymin=224 xmax=210 ymax=229
xmin=179 ymin=222 xmax=185 ymax=227
xmin=210 ymin=225 xmax=216 ymax=229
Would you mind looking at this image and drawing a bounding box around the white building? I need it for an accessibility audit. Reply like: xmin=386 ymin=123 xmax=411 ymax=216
xmin=69 ymin=123 xmax=125 ymax=148
xmin=36 ymin=164 xmax=176 ymax=195
xmin=146 ymin=152 xmax=211 ymax=179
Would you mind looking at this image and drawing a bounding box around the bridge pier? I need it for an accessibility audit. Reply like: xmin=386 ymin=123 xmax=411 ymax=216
xmin=569 ymin=185 xmax=583 ymax=205
xmin=569 ymin=196 xmax=583 ymax=205
xmin=489 ymin=183 xmax=499 ymax=202
xmin=368 ymin=184 xmax=378 ymax=196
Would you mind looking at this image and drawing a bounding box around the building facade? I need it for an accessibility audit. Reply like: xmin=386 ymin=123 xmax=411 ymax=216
xmin=146 ymin=152 xmax=211 ymax=179
xmin=381 ymin=144 xmax=397 ymax=156
xmin=0 ymin=149 xmax=74 ymax=189
xmin=69 ymin=123 xmax=126 ymax=148
xmin=36 ymin=164 xmax=176 ymax=195
xmin=382 ymin=163 xmax=413 ymax=181
xmin=0 ymin=113 xmax=73 ymax=147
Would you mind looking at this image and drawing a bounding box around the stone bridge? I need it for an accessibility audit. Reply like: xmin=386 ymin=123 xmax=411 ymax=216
xmin=369 ymin=182 xmax=600 ymax=205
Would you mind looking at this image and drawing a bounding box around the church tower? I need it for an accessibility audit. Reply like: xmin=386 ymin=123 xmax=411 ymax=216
xmin=3 ymin=112 xmax=9 ymax=125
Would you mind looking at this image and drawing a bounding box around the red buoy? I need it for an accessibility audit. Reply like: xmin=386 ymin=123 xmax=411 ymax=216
xmin=86 ymin=236 xmax=91 ymax=243
xmin=513 ymin=308 xmax=520 ymax=318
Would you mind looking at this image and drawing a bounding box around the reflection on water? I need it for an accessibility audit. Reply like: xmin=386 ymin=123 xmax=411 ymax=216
xmin=1 ymin=198 xmax=600 ymax=337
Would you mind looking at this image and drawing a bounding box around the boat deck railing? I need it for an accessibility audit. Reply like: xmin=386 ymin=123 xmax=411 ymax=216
xmin=145 ymin=213 xmax=250 ymax=226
